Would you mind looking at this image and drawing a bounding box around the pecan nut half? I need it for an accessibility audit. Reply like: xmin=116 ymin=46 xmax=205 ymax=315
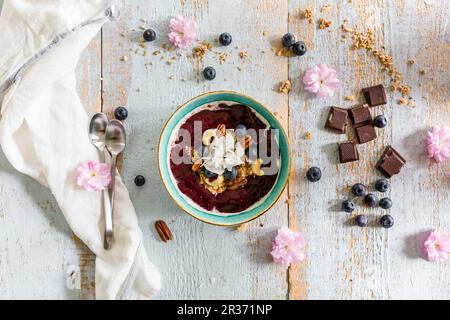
xmin=217 ymin=123 xmax=226 ymax=136
xmin=155 ymin=220 xmax=174 ymax=242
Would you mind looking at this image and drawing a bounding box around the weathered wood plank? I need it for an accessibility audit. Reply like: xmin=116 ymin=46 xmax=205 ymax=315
xmin=101 ymin=0 xmax=289 ymax=299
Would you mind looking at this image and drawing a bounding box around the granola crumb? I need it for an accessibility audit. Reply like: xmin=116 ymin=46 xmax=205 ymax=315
xmin=236 ymin=223 xmax=248 ymax=232
xmin=279 ymin=79 xmax=292 ymax=93
xmin=192 ymin=41 xmax=212 ymax=60
xmin=262 ymin=31 xmax=268 ymax=36
xmin=304 ymin=132 xmax=312 ymax=140
xmin=407 ymin=59 xmax=415 ymax=65
xmin=318 ymin=18 xmax=332 ymax=30
xmin=239 ymin=51 xmax=248 ymax=59
xmin=398 ymin=97 xmax=408 ymax=105
xmin=301 ymin=8 xmax=314 ymax=24
xmin=320 ymin=4 xmax=332 ymax=13
xmin=344 ymin=95 xmax=354 ymax=101
xmin=169 ymin=75 xmax=175 ymax=80
xmin=419 ymin=69 xmax=426 ymax=75
xmin=152 ymin=50 xmax=161 ymax=56
xmin=121 ymin=55 xmax=129 ymax=62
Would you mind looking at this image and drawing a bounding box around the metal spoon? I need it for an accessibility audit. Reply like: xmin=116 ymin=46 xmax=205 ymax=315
xmin=105 ymin=119 xmax=126 ymax=249
xmin=88 ymin=113 xmax=114 ymax=250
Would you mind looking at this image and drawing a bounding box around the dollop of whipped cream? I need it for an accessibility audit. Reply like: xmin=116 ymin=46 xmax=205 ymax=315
xmin=203 ymin=130 xmax=245 ymax=175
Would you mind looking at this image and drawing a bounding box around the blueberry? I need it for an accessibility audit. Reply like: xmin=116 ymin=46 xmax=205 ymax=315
xmin=379 ymin=197 xmax=393 ymax=209
xmin=203 ymin=66 xmax=216 ymax=81
xmin=282 ymin=33 xmax=296 ymax=48
xmin=364 ymin=193 xmax=378 ymax=207
xmin=355 ymin=215 xmax=368 ymax=227
xmin=223 ymin=167 xmax=238 ymax=180
xmin=114 ymin=107 xmax=128 ymax=120
xmin=134 ymin=175 xmax=145 ymax=187
xmin=373 ymin=115 xmax=387 ymax=128
xmin=375 ymin=178 xmax=390 ymax=193
xmin=291 ymin=41 xmax=307 ymax=56
xmin=342 ymin=200 xmax=355 ymax=213
xmin=219 ymin=32 xmax=232 ymax=46
xmin=234 ymin=124 xmax=247 ymax=137
xmin=306 ymin=167 xmax=322 ymax=182
xmin=380 ymin=215 xmax=394 ymax=228
xmin=203 ymin=168 xmax=218 ymax=179
xmin=143 ymin=29 xmax=156 ymax=42
xmin=351 ymin=183 xmax=366 ymax=197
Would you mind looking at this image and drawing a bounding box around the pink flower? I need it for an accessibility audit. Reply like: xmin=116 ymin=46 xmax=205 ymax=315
xmin=302 ymin=63 xmax=340 ymax=99
xmin=168 ymin=15 xmax=197 ymax=49
xmin=271 ymin=227 xmax=306 ymax=267
xmin=75 ymin=160 xmax=111 ymax=192
xmin=425 ymin=125 xmax=450 ymax=163
xmin=424 ymin=230 xmax=450 ymax=262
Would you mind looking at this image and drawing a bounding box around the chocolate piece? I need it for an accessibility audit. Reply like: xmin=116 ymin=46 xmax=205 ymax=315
xmin=355 ymin=124 xmax=377 ymax=144
xmin=362 ymin=84 xmax=387 ymax=107
xmin=349 ymin=104 xmax=372 ymax=126
xmin=325 ymin=107 xmax=348 ymax=133
xmin=376 ymin=146 xmax=406 ymax=178
xmin=338 ymin=141 xmax=359 ymax=163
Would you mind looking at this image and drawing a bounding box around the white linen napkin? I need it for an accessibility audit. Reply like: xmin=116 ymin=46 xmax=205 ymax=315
xmin=0 ymin=0 xmax=161 ymax=299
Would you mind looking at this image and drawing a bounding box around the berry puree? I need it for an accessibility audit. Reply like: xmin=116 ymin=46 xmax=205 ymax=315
xmin=169 ymin=103 xmax=279 ymax=214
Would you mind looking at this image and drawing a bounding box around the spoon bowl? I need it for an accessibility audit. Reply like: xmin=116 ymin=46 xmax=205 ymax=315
xmin=89 ymin=113 xmax=109 ymax=151
xmin=105 ymin=119 xmax=126 ymax=156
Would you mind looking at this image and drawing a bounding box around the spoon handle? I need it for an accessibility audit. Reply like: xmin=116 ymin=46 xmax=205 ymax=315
xmin=104 ymin=151 xmax=115 ymax=250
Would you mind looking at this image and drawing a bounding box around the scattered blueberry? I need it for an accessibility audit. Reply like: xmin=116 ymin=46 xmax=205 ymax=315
xmin=219 ymin=32 xmax=232 ymax=46
xmin=342 ymin=200 xmax=355 ymax=213
xmin=223 ymin=167 xmax=238 ymax=180
xmin=203 ymin=168 xmax=218 ymax=179
xmin=373 ymin=115 xmax=387 ymax=128
xmin=375 ymin=178 xmax=390 ymax=193
xmin=291 ymin=41 xmax=307 ymax=56
xmin=134 ymin=175 xmax=146 ymax=187
xmin=379 ymin=197 xmax=393 ymax=209
xmin=143 ymin=29 xmax=156 ymax=42
xmin=380 ymin=215 xmax=394 ymax=228
xmin=355 ymin=215 xmax=368 ymax=227
xmin=364 ymin=193 xmax=378 ymax=207
xmin=282 ymin=33 xmax=296 ymax=48
xmin=351 ymin=183 xmax=366 ymax=197
xmin=203 ymin=66 xmax=216 ymax=81
xmin=234 ymin=124 xmax=247 ymax=137
xmin=306 ymin=167 xmax=322 ymax=182
xmin=114 ymin=106 xmax=128 ymax=121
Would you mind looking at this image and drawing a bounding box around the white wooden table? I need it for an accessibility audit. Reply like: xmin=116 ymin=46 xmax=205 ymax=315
xmin=0 ymin=0 xmax=449 ymax=299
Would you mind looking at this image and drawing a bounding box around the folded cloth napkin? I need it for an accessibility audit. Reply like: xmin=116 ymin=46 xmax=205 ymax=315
xmin=0 ymin=0 xmax=161 ymax=299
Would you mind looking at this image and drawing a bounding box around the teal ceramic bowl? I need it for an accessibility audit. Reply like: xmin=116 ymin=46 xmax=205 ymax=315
xmin=158 ymin=91 xmax=290 ymax=226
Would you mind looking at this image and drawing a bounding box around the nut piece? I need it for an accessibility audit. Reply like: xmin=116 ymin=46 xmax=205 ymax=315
xmin=236 ymin=223 xmax=248 ymax=232
xmin=217 ymin=124 xmax=226 ymax=136
xmin=243 ymin=135 xmax=252 ymax=149
xmin=192 ymin=160 xmax=202 ymax=172
xmin=228 ymin=177 xmax=248 ymax=190
xmin=251 ymin=158 xmax=264 ymax=176
xmin=155 ymin=220 xmax=173 ymax=242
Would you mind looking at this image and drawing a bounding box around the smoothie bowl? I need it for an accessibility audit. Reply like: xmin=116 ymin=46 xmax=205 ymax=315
xmin=158 ymin=91 xmax=290 ymax=226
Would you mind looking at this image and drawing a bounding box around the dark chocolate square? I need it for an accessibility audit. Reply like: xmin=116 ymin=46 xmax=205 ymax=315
xmin=338 ymin=141 xmax=359 ymax=163
xmin=349 ymin=104 xmax=372 ymax=126
xmin=355 ymin=124 xmax=377 ymax=144
xmin=325 ymin=107 xmax=348 ymax=133
xmin=376 ymin=146 xmax=406 ymax=178
xmin=362 ymin=84 xmax=387 ymax=107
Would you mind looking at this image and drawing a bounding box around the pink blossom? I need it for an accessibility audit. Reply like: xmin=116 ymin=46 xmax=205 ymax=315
xmin=168 ymin=15 xmax=197 ymax=49
xmin=75 ymin=160 xmax=111 ymax=192
xmin=425 ymin=125 xmax=450 ymax=163
xmin=302 ymin=63 xmax=340 ymax=99
xmin=424 ymin=230 xmax=450 ymax=262
xmin=271 ymin=227 xmax=306 ymax=267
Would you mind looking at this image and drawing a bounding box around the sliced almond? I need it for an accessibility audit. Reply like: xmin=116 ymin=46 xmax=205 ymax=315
xmin=243 ymin=135 xmax=252 ymax=149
